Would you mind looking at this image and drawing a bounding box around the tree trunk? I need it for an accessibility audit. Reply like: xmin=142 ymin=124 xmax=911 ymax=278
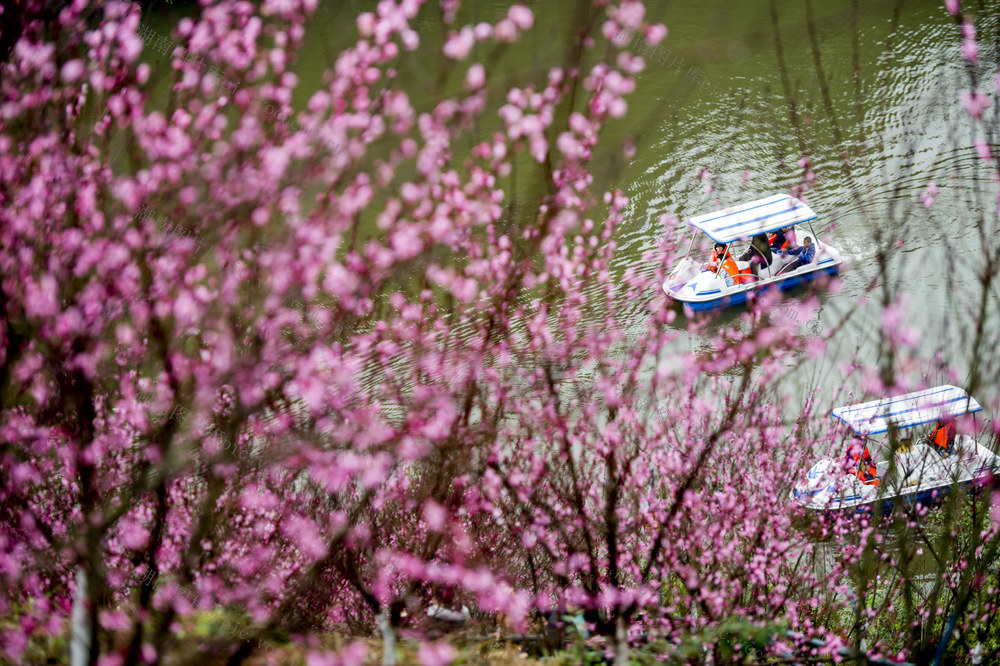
xmin=614 ymin=615 xmax=629 ymax=666
xmin=70 ymin=567 xmax=91 ymax=666
xmin=378 ymin=608 xmax=396 ymax=666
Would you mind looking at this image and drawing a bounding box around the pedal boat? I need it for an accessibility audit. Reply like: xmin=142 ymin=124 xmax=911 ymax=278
xmin=662 ymin=194 xmax=842 ymax=311
xmin=792 ymin=386 xmax=998 ymax=514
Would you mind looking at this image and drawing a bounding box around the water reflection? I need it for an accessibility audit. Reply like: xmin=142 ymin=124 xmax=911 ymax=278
xmin=609 ymin=0 xmax=1000 ymax=403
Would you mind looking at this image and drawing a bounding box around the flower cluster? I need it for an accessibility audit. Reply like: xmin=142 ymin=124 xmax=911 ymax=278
xmin=1 ymin=1 xmax=999 ymax=665
xmin=135 ymin=205 xmax=207 ymax=252
xmin=137 ymin=22 xmax=239 ymax=97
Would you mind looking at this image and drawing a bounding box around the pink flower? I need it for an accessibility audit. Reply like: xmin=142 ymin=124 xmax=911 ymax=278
xmin=961 ymin=22 xmax=979 ymax=62
xmin=529 ymin=133 xmax=548 ymax=162
xmin=305 ymin=651 xmax=337 ymax=666
xmin=959 ymin=90 xmax=992 ymax=119
xmin=391 ymin=224 xmax=424 ymax=259
xmin=443 ymin=27 xmax=475 ymax=59
xmin=473 ymin=23 xmax=493 ymax=40
xmin=282 ymin=516 xmax=328 ymax=561
xmin=945 ymin=0 xmax=960 ymax=14
xmin=622 ymin=138 xmax=636 ymax=160
xmin=340 ymin=642 xmax=368 ymax=666
xmin=292 ymin=373 xmax=325 ymax=411
xmin=617 ymin=52 xmax=645 ymax=74
xmin=975 ymin=139 xmax=991 ymax=162
xmin=494 ymin=18 xmax=518 ymax=42
xmin=608 ymin=97 xmax=627 ymax=118
xmin=920 ymin=181 xmax=938 ymax=208
xmin=417 ymin=640 xmax=456 ymax=666
xmin=356 ymin=12 xmax=375 ymax=37
xmin=645 ymin=23 xmax=667 ymax=45
xmin=60 ymin=59 xmax=85 ymax=83
xmin=401 ymin=29 xmax=419 ymax=51
xmin=25 ymin=275 xmax=59 ymax=318
xmin=962 ymin=38 xmax=979 ymax=61
xmin=464 ymin=63 xmax=485 ymax=90
xmin=614 ymin=1 xmax=646 ymax=30
xmin=420 ymin=400 xmax=456 ymax=440
xmin=603 ymin=20 xmax=624 ymax=42
xmin=119 ymin=521 xmax=150 ymax=550
xmin=423 ymin=500 xmax=447 ymax=531
xmin=507 ymin=5 xmax=534 ymax=30
xmin=172 ymin=291 xmax=200 ymax=327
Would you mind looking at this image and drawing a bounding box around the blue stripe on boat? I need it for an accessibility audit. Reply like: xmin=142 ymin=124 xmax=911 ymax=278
xmin=832 ymin=384 xmax=983 ymax=434
xmin=688 ymin=194 xmax=819 ymax=244
xmin=679 ymin=264 xmax=838 ymax=312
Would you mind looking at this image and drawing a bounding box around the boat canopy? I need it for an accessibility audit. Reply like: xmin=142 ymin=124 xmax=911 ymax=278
xmin=688 ymin=194 xmax=818 ymax=244
xmin=831 ymin=385 xmax=983 ymax=436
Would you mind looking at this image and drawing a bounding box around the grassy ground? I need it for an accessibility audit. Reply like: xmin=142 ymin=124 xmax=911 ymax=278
xmin=2 ymin=611 xmax=546 ymax=665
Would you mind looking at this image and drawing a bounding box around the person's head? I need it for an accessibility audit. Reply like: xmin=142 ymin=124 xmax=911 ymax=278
xmin=803 ymin=236 xmax=813 ymax=246
xmin=714 ymin=242 xmax=726 ymax=254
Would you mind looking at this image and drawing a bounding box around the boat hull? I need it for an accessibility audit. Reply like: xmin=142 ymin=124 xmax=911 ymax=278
xmin=793 ymin=439 xmax=998 ymax=516
xmin=666 ymin=261 xmax=840 ymax=312
xmin=794 ymin=474 xmax=994 ymax=516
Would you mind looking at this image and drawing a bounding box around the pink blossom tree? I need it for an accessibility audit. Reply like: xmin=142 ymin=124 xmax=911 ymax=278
xmin=1 ymin=0 xmax=999 ymax=665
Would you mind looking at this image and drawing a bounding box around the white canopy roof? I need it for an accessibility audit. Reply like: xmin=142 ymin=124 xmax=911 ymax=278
xmin=831 ymin=385 xmax=983 ymax=436
xmin=688 ymin=194 xmax=818 ymax=244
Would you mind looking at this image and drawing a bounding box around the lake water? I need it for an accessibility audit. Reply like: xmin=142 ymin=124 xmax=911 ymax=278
xmin=140 ymin=0 xmax=999 ymax=426
xmin=612 ymin=0 xmax=997 ymax=405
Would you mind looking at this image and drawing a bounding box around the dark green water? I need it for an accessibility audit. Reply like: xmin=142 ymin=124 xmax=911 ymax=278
xmin=138 ymin=0 xmax=1000 ymax=417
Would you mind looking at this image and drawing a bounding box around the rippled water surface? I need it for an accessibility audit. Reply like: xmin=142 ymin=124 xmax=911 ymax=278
xmin=398 ymin=1 xmax=988 ymax=406
xmin=141 ymin=0 xmax=998 ymax=413
xmin=586 ymin=0 xmax=996 ymax=406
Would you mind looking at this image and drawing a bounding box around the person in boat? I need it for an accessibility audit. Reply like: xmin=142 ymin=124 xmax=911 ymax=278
xmin=739 ymin=234 xmax=773 ymax=277
xmin=922 ymin=417 xmax=957 ymax=456
xmin=780 ymin=236 xmax=816 ymax=271
xmin=702 ymin=242 xmax=737 ymax=286
xmin=768 ymin=227 xmax=791 ymax=250
xmin=845 ymin=441 xmax=879 ymax=486
xmin=427 ymin=584 xmax=471 ymax=625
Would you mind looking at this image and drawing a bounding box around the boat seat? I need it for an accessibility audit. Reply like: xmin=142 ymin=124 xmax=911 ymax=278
xmin=771 ymin=245 xmax=821 ymax=275
xmin=876 ymin=460 xmax=890 ymax=478
xmin=770 ymin=253 xmax=792 ymax=269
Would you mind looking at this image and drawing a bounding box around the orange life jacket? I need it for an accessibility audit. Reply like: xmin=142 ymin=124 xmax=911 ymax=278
xmin=707 ymin=250 xmax=740 ymax=279
xmin=734 ymin=266 xmax=756 ymax=284
xmin=930 ymin=422 xmax=956 ymax=451
xmin=856 ymin=463 xmax=879 ymax=486
xmin=767 ymin=232 xmax=790 ymax=251
xmin=847 ymin=445 xmax=879 ymax=485
xmin=768 ymin=233 xmax=791 ymax=251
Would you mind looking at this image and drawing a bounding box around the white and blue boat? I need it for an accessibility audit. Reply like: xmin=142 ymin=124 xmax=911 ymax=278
xmin=792 ymin=386 xmax=998 ymax=515
xmin=662 ymin=194 xmax=842 ymax=311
